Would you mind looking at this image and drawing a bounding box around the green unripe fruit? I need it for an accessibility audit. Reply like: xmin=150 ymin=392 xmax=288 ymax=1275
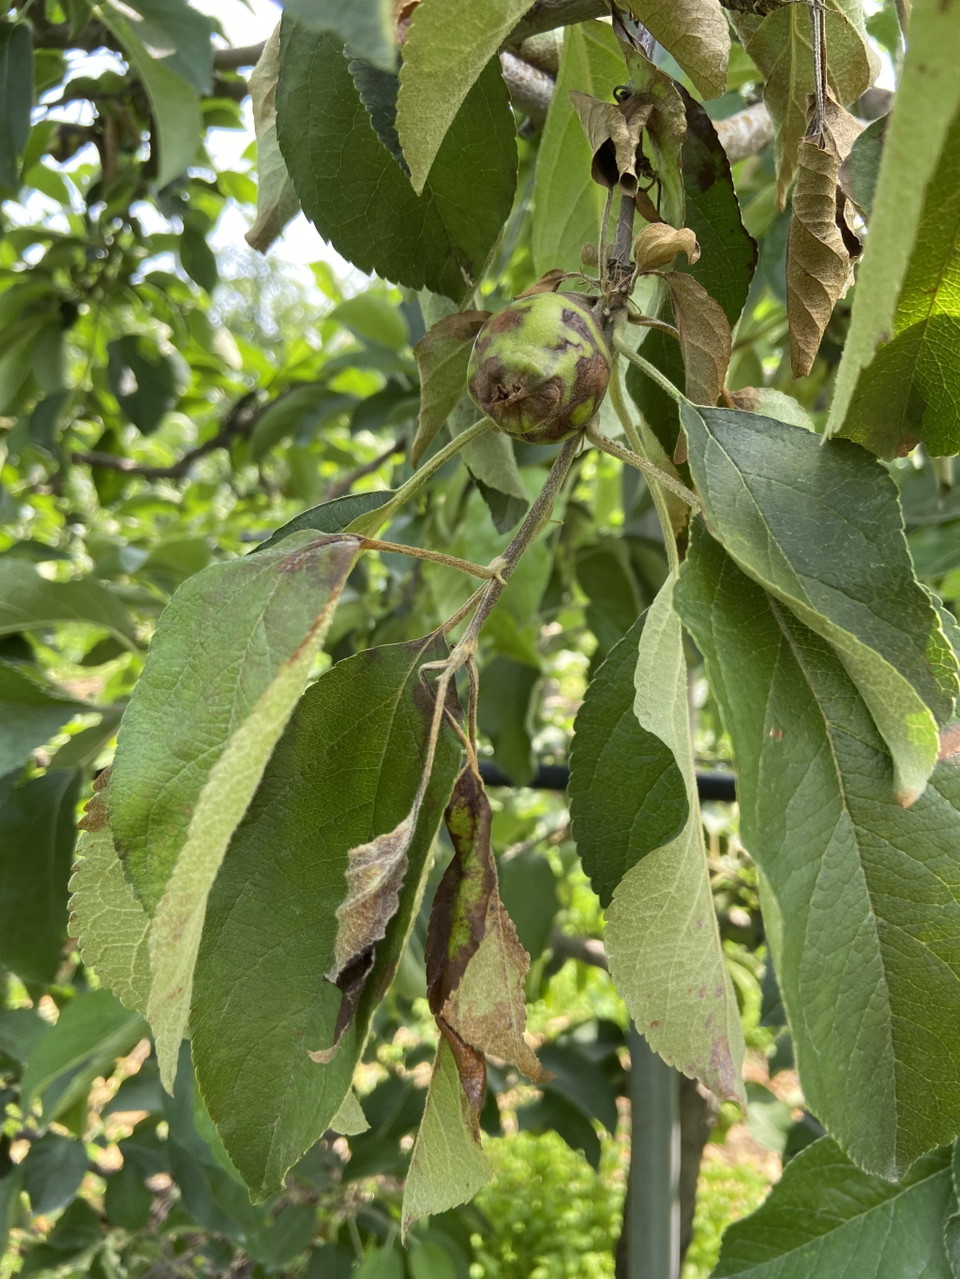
xmin=467 ymin=292 xmax=611 ymax=445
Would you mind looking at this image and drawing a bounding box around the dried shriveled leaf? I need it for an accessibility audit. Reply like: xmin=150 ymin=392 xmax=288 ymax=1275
xmin=634 ymin=224 xmax=700 ymax=272
xmin=787 ymin=101 xmax=863 ymax=377
xmin=411 ymin=310 xmax=490 ymax=466
xmin=427 ymin=768 xmax=546 ymax=1085
xmin=569 ymin=89 xmax=654 ymax=195
xmin=401 ymin=1036 xmax=492 ymax=1235
xmin=618 ymin=51 xmax=688 ymax=227
xmin=515 ymin=269 xmax=570 ymax=298
xmin=733 ymin=4 xmax=874 ymax=206
xmin=666 ymin=272 xmax=731 ymax=406
xmin=329 ymin=810 xmax=416 ymax=985
xmin=246 ymin=25 xmax=300 ymax=253
xmin=624 ymin=0 xmax=730 ymax=100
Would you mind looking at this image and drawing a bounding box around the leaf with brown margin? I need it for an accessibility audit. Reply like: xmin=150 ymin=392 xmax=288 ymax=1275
xmin=312 ymin=654 xmax=462 ymax=1062
xmin=787 ymin=100 xmax=862 ymax=377
xmin=427 ymin=768 xmax=547 ymax=1085
xmin=411 ymin=310 xmax=490 ymax=467
xmin=569 ymin=90 xmax=654 ymax=195
xmin=624 ymin=0 xmax=730 ymax=100
xmin=665 ymin=273 xmax=731 ymax=406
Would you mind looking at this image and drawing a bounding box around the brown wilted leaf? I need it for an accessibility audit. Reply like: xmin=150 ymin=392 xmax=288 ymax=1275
xmin=515 ymin=269 xmax=571 ymax=298
xmin=427 ymin=768 xmax=547 ymax=1085
xmin=569 ymin=90 xmax=654 ymax=195
xmin=411 ymin=310 xmax=491 ymax=466
xmin=634 ymin=224 xmax=700 ymax=273
xmin=665 ymin=272 xmax=732 ymax=406
xmin=329 ymin=809 xmax=416 ymax=985
xmin=787 ymin=99 xmax=863 ymax=377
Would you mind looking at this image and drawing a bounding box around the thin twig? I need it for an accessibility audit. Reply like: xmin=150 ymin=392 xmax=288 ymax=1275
xmin=70 ymin=393 xmax=259 ymax=480
xmin=323 ymin=439 xmax=406 ymax=500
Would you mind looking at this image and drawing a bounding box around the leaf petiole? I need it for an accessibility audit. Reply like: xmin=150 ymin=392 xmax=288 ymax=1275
xmin=344 ymin=417 xmax=493 ymax=537
xmin=586 ymin=423 xmax=701 ymax=511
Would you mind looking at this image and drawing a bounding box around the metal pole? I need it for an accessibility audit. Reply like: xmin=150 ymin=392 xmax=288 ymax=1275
xmin=625 ymin=1028 xmax=681 ymax=1279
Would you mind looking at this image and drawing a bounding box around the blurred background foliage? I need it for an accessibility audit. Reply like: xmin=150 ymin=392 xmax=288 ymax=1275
xmin=0 ymin=0 xmax=957 ymax=1276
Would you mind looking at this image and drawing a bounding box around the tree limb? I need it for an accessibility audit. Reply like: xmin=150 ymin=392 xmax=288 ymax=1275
xmin=71 ymin=393 xmax=259 ymax=481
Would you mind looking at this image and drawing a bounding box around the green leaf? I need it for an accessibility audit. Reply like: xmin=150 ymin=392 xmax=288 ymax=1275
xmin=0 ymin=661 xmax=86 ymax=776
xmin=680 ymin=404 xmax=959 ymax=802
xmin=412 ymin=309 xmax=489 ymax=467
xmin=733 ymin=4 xmax=874 ymax=206
xmin=624 ymin=0 xmax=729 ymax=99
xmin=22 ymin=1133 xmax=89 ymax=1216
xmin=450 ymin=399 xmax=528 ymax=535
xmin=603 ymin=577 xmax=745 ymax=1103
xmin=99 ymin=5 xmax=202 ymax=189
xmin=0 ymin=770 xmax=81 ymax=983
xmin=246 ymin=26 xmax=301 ymax=254
xmin=838 ymin=106 xmax=960 ymax=459
xmin=190 ymin=635 xmax=462 ymax=1197
xmin=476 ymin=655 xmax=538 ymax=785
xmin=402 ymin=1037 xmax=493 ymax=1235
xmin=713 ymin=1140 xmax=953 ymax=1277
xmin=69 ymin=779 xmax=151 ymax=1017
xmin=0 ymin=559 xmax=136 ymax=644
xmin=21 ymin=989 xmax=147 ymax=1122
xmin=329 ymin=293 xmax=409 ymax=350
xmin=277 ymin=26 xmax=516 ymax=301
xmin=828 ymin=0 xmax=960 ymax=437
xmin=277 ymin=0 xmax=396 ymax=73
xmin=108 ymin=532 xmax=360 ymax=1085
xmin=395 ymin=0 xmax=529 ymax=195
xmin=106 ymin=0 xmax=213 ymax=93
xmin=674 ymin=88 xmax=758 ymax=327
xmin=677 ymin=526 xmax=960 ymax=1177
xmin=532 ymin=22 xmax=624 ymax=278
xmin=106 ymin=335 xmax=181 ymax=435
xmin=569 ymin=614 xmax=687 ymax=907
xmin=0 ymin=22 xmax=33 ymax=192
xmin=180 ymin=221 xmax=218 ymax=294
xmin=257 ymin=490 xmax=397 ymax=552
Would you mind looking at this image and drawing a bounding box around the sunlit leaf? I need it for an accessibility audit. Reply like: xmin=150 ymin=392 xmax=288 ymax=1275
xmin=678 ymin=527 xmax=960 ymax=1176
xmin=395 ymin=0 xmax=529 ymax=195
xmin=680 ymin=404 xmax=959 ymax=802
xmin=604 ymin=576 xmax=745 ymax=1104
xmin=109 ymin=533 xmax=360 ymax=1085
